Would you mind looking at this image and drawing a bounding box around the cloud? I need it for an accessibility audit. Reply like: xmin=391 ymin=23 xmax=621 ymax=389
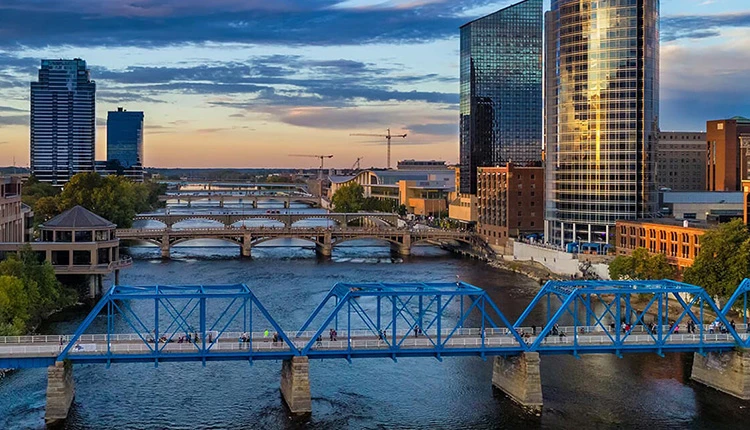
xmin=405 ymin=122 xmax=457 ymax=136
xmin=660 ymin=36 xmax=750 ymax=129
xmin=0 ymin=106 xmax=24 ymax=113
xmin=0 ymin=0 xmax=491 ymax=48
xmin=662 ymin=11 xmax=750 ymax=41
xmin=0 ymin=115 xmax=28 ymax=126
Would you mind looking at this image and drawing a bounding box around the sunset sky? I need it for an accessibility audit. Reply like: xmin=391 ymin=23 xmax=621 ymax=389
xmin=0 ymin=0 xmax=749 ymax=169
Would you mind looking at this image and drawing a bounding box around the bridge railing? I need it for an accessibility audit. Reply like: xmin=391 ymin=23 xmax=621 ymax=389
xmin=4 ymin=324 xmax=747 ymax=345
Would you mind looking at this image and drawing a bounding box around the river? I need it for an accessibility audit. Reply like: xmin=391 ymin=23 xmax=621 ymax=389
xmin=1 ymin=204 xmax=749 ymax=429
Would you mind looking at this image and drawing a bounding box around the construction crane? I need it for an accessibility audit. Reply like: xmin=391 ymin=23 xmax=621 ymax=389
xmin=289 ymin=154 xmax=334 ymax=179
xmin=350 ymin=128 xmax=407 ymax=169
xmin=351 ymin=157 xmax=363 ymax=171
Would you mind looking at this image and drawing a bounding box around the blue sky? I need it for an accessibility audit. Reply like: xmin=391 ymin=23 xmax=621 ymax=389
xmin=0 ymin=0 xmax=749 ymax=168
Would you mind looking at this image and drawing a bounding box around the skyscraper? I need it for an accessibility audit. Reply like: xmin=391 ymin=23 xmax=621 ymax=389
xmin=544 ymin=0 xmax=660 ymax=245
xmin=107 ymin=107 xmax=145 ymax=182
xmin=30 ymin=59 xmax=96 ymax=185
xmin=459 ymin=0 xmax=543 ymax=195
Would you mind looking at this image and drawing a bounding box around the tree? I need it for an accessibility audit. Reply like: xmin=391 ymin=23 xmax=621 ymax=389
xmin=34 ymin=196 xmax=61 ymax=225
xmin=332 ymin=183 xmax=364 ymax=213
xmin=0 ymin=275 xmax=29 ymax=336
xmin=683 ymin=218 xmax=750 ymax=302
xmin=609 ymin=247 xmax=675 ymax=280
xmin=22 ymin=175 xmax=60 ymax=208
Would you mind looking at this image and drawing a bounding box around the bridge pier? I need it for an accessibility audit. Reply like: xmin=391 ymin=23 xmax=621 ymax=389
xmin=280 ymin=356 xmax=312 ymax=414
xmin=45 ymin=361 xmax=75 ymax=426
xmin=691 ymin=349 xmax=750 ymax=399
xmin=316 ymin=243 xmax=332 ymax=257
xmin=241 ymin=235 xmax=252 ymax=258
xmin=161 ymin=242 xmax=170 ymax=259
xmin=492 ymin=353 xmax=543 ymax=413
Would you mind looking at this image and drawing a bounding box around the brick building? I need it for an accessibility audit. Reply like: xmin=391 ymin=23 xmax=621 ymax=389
xmin=616 ymin=219 xmax=705 ymax=275
xmin=707 ymin=117 xmax=750 ymax=191
xmin=477 ymin=164 xmax=544 ymax=247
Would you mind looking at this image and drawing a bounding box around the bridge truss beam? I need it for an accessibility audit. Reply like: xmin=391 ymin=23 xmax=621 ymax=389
xmin=515 ymin=280 xmax=744 ymax=356
xmin=295 ymin=282 xmax=527 ymax=361
xmin=59 ymin=285 xmax=298 ymax=365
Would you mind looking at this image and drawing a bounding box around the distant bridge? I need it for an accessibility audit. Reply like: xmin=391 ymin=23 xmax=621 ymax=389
xmin=160 ymin=191 xmax=322 ymax=208
xmin=160 ymin=181 xmax=309 ymax=194
xmin=133 ymin=212 xmax=400 ymax=229
xmin=116 ymin=226 xmax=478 ymax=258
xmin=3 ymin=279 xmax=750 ymax=424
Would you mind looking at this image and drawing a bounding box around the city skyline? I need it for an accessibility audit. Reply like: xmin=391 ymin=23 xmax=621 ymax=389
xmin=0 ymin=0 xmax=749 ymax=168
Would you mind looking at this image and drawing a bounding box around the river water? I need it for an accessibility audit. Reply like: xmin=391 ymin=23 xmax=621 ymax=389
xmin=1 ymin=204 xmax=750 ymax=429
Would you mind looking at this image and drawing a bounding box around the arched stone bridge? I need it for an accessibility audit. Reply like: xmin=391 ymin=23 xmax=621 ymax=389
xmin=134 ymin=212 xmax=400 ymax=228
xmin=116 ymin=227 xmax=481 ymax=258
xmin=159 ymin=191 xmax=322 ymax=208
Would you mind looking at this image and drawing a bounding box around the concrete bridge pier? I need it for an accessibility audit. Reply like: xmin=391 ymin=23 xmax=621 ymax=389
xmin=160 ymin=239 xmax=170 ymax=259
xmin=280 ymin=357 xmax=312 ymax=414
xmin=391 ymin=234 xmax=411 ymax=257
xmin=45 ymin=361 xmax=75 ymax=426
xmin=241 ymin=235 xmax=252 ymax=258
xmin=691 ymin=349 xmax=750 ymax=399
xmin=316 ymin=243 xmax=332 ymax=257
xmin=492 ymin=353 xmax=543 ymax=413
xmin=316 ymin=233 xmax=332 ymax=257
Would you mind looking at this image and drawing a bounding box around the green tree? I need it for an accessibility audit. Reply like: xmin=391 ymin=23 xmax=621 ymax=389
xmin=22 ymin=175 xmax=60 ymax=208
xmin=332 ymin=183 xmax=364 ymax=213
xmin=683 ymin=218 xmax=750 ymax=301
xmin=34 ymin=196 xmax=61 ymax=225
xmin=0 ymin=275 xmax=29 ymax=336
xmin=609 ymin=247 xmax=675 ymax=280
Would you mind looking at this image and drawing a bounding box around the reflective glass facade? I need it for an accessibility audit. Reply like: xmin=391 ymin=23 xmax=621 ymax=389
xmin=544 ymin=0 xmax=659 ymax=245
xmin=31 ymin=59 xmax=96 ymax=185
xmin=459 ymin=0 xmax=543 ymax=195
xmin=107 ymin=108 xmax=144 ymax=181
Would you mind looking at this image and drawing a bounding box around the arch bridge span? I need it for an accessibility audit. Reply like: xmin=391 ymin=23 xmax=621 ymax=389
xmin=116 ymin=226 xmax=480 ymax=258
xmin=134 ymin=212 xmax=399 ymax=229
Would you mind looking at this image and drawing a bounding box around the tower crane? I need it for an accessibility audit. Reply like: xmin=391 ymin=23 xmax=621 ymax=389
xmin=289 ymin=154 xmax=334 ymax=179
xmin=351 ymin=157 xmax=363 ymax=171
xmin=350 ymin=128 xmax=407 ymax=169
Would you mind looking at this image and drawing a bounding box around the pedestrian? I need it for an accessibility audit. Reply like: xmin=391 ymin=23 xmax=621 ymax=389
xmin=264 ymin=329 xmax=270 ymax=339
xmin=329 ymin=329 xmax=334 ymax=341
xmin=531 ymin=325 xmax=536 ymax=336
xmin=414 ymin=327 xmax=419 ymax=338
xmin=316 ymin=335 xmax=323 ymax=347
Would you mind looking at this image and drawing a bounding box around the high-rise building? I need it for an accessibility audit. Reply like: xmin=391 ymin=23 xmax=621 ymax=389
xmin=656 ymin=131 xmax=707 ymax=191
xmin=707 ymin=117 xmax=750 ymax=192
xmin=459 ymin=0 xmax=543 ymax=195
xmin=30 ymin=59 xmax=96 ymax=185
xmin=544 ymin=0 xmax=660 ymax=245
xmin=107 ymin=107 xmax=145 ymax=182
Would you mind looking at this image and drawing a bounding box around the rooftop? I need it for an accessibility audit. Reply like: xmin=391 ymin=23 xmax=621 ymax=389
xmin=618 ymin=218 xmax=712 ymax=229
xmin=42 ymin=206 xmax=116 ymax=230
xmin=662 ymin=191 xmax=743 ymax=204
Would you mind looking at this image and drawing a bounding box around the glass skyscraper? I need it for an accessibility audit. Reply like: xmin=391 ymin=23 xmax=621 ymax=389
xmin=30 ymin=59 xmax=96 ymax=185
xmin=107 ymin=107 xmax=145 ymax=182
xmin=544 ymin=0 xmax=659 ymax=245
xmin=459 ymin=0 xmax=543 ymax=195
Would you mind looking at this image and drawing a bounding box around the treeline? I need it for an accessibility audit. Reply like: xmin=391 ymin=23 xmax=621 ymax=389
xmin=331 ymin=183 xmax=407 ymax=215
xmin=23 ymin=173 xmax=166 ymax=228
xmin=0 ymin=249 xmax=76 ymax=336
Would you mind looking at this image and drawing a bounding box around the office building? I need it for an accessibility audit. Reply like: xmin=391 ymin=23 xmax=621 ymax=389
xmin=616 ymin=219 xmax=705 ymax=277
xmin=656 ymin=132 xmax=707 ymax=191
xmin=30 ymin=59 xmax=96 ymax=185
xmin=459 ymin=0 xmax=543 ymax=195
xmin=545 ymin=0 xmax=660 ymax=245
xmin=107 ymin=107 xmax=145 ymax=182
xmin=476 ymin=164 xmax=544 ymax=248
xmin=707 ymin=117 xmax=750 ymax=192
xmin=0 ymin=176 xmax=24 ymax=243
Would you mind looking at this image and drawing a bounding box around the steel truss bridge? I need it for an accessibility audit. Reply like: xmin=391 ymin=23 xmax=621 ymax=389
xmin=159 ymin=191 xmax=322 ymax=208
xmin=133 ymin=212 xmax=399 ymax=228
xmin=3 ymin=279 xmax=750 ymax=370
xmin=116 ymin=227 xmax=478 ymax=258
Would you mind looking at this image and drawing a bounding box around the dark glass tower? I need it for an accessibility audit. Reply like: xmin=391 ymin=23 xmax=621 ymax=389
xmin=459 ymin=0 xmax=543 ymax=195
xmin=544 ymin=0 xmax=660 ymax=245
xmin=106 ymin=107 xmax=144 ymax=182
xmin=30 ymin=59 xmax=96 ymax=185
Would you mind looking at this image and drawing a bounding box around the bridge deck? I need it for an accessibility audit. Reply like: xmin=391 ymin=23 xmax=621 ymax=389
xmin=2 ymin=326 xmax=746 ymax=366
